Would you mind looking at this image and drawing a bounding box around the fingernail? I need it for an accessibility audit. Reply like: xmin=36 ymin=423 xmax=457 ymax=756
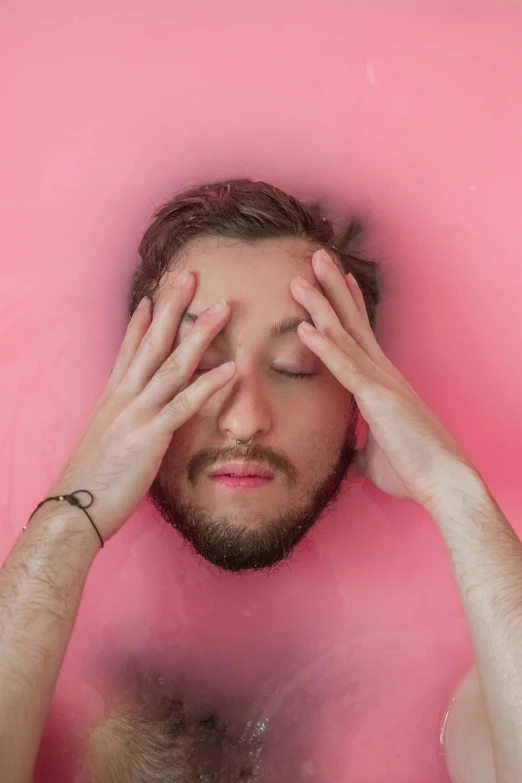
xmin=315 ymin=249 xmax=335 ymax=270
xmin=204 ymin=299 xmax=227 ymax=315
xmin=295 ymin=276 xmax=313 ymax=290
xmin=172 ymin=271 xmax=190 ymax=288
xmin=217 ymin=361 xmax=235 ymax=374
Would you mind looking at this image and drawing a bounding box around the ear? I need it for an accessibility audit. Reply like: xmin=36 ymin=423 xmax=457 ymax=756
xmin=352 ymin=447 xmax=367 ymax=478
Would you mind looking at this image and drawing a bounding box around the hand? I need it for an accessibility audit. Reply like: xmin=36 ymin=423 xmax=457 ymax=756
xmin=48 ymin=273 xmax=235 ymax=541
xmin=290 ymin=250 xmax=476 ymax=506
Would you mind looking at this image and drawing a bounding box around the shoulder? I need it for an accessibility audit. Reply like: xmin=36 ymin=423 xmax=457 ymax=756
xmin=443 ymin=666 xmax=496 ymax=783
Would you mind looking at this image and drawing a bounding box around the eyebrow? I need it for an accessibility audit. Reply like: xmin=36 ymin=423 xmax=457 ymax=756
xmin=181 ymin=312 xmax=314 ymax=338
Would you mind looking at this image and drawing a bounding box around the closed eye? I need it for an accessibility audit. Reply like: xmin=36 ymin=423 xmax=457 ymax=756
xmin=195 ymin=368 xmax=314 ymax=380
xmin=274 ymin=369 xmax=314 ymax=381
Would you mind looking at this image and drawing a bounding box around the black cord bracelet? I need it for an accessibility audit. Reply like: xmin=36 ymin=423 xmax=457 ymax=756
xmin=24 ymin=490 xmax=104 ymax=549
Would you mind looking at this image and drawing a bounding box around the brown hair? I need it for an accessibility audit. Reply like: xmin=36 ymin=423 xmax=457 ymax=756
xmin=129 ymin=178 xmax=381 ymax=327
xmin=86 ymin=699 xmax=259 ymax=783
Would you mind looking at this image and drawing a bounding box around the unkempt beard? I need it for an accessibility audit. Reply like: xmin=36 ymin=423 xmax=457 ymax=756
xmin=148 ymin=424 xmax=358 ymax=573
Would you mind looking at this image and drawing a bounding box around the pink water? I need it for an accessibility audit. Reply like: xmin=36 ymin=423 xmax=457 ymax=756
xmin=2 ymin=1 xmax=522 ymax=780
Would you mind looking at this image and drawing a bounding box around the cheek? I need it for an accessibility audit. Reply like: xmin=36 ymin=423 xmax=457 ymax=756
xmin=291 ymin=379 xmax=354 ymax=430
xmin=296 ymin=389 xmax=355 ymax=455
xmin=291 ymin=426 xmax=346 ymax=482
xmin=286 ymin=390 xmax=355 ymax=461
xmin=324 ymin=369 xmax=354 ymax=401
xmin=161 ymin=421 xmax=196 ymax=471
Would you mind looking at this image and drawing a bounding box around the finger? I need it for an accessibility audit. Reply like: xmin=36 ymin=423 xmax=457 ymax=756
xmin=344 ymin=272 xmax=405 ymax=382
xmin=345 ymin=273 xmax=372 ymax=329
xmin=136 ymin=299 xmax=232 ymax=413
xmin=297 ymin=320 xmax=373 ymax=396
xmin=291 ymin=275 xmax=360 ymax=352
xmin=120 ymin=271 xmax=196 ymax=397
xmin=152 ymin=360 xmax=236 ymax=434
xmin=100 ymin=297 xmax=152 ymax=400
xmin=309 ymin=250 xmax=385 ymax=365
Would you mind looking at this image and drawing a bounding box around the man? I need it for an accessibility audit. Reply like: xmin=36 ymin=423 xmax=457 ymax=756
xmin=0 ymin=178 xmax=518 ymax=781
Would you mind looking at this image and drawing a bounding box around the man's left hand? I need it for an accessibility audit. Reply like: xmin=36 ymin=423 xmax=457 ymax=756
xmin=291 ymin=249 xmax=477 ymax=507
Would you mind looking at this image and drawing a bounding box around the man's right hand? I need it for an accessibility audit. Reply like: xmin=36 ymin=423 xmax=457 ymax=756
xmin=47 ymin=270 xmax=234 ymax=543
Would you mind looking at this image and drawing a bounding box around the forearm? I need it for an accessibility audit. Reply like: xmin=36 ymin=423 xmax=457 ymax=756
xmin=425 ymin=469 xmax=522 ymax=783
xmin=0 ymin=503 xmax=99 ymax=783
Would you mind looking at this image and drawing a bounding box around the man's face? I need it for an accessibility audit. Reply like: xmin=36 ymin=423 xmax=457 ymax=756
xmin=149 ymin=236 xmax=359 ymax=571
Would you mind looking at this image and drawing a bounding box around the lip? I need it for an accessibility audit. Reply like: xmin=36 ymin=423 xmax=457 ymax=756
xmin=209 ymin=475 xmax=273 ymax=490
xmin=208 ymin=461 xmax=275 ymax=479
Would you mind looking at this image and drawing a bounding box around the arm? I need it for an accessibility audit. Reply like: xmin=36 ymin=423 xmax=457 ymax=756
xmin=0 ymin=505 xmax=99 ymax=783
xmin=0 ymin=273 xmax=235 ymax=782
xmin=425 ymin=470 xmax=522 ymax=783
xmin=290 ymin=248 xmax=522 ymax=783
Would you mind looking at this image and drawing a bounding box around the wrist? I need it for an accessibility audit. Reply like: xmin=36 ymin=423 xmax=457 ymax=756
xmin=26 ymin=500 xmax=102 ymax=561
xmin=423 ymin=464 xmax=492 ymax=523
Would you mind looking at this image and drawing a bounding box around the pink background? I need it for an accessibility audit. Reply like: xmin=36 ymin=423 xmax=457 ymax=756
xmin=1 ymin=1 xmax=522 ymax=780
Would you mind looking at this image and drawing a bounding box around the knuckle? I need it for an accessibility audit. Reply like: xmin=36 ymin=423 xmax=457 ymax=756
xmin=146 ymin=325 xmax=173 ymax=355
xmin=343 ymin=355 xmax=363 ymax=377
xmin=322 ymin=324 xmax=335 ymax=340
xmin=340 ymin=350 xmax=368 ymax=383
xmin=138 ymin=331 xmax=160 ymax=359
xmin=161 ymin=351 xmax=183 ymax=377
xmin=167 ymin=391 xmax=190 ymax=420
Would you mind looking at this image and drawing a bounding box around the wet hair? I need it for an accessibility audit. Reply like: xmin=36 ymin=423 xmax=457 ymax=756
xmin=86 ymin=698 xmax=259 ymax=783
xmin=128 ymin=178 xmax=381 ymax=327
xmin=86 ymin=699 xmax=199 ymax=782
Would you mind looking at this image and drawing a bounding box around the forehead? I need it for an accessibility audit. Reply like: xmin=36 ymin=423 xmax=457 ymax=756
xmin=163 ymin=236 xmax=321 ymax=316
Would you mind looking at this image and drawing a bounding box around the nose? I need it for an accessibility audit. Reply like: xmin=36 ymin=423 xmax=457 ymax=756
xmin=217 ymin=369 xmax=272 ymax=445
